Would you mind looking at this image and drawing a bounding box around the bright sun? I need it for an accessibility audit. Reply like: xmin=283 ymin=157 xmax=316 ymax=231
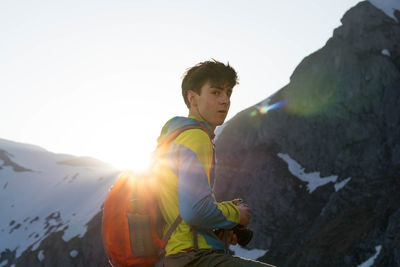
xmin=105 ymin=144 xmax=155 ymax=172
xmin=124 ymin=151 xmax=153 ymax=172
xmin=90 ymin=121 xmax=159 ymax=172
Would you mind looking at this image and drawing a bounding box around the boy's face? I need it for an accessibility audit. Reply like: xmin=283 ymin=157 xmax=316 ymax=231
xmin=188 ymin=81 xmax=233 ymax=130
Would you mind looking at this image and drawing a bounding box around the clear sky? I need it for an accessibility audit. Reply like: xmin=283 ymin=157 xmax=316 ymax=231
xmin=0 ymin=0 xmax=361 ymax=170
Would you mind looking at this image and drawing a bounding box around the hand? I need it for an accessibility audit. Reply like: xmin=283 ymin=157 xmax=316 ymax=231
xmin=217 ymin=230 xmax=238 ymax=246
xmin=237 ymin=203 xmax=251 ymax=227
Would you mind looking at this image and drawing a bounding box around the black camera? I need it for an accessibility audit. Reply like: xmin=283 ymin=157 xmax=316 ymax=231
xmin=233 ymin=225 xmax=253 ymax=247
xmin=214 ymin=198 xmax=253 ymax=247
xmin=214 ymin=224 xmax=253 ymax=247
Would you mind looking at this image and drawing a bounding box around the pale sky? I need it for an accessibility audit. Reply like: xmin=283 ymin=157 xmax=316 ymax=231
xmin=0 ymin=0 xmax=361 ymax=170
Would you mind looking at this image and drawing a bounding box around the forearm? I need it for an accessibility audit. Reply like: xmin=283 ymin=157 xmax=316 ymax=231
xmin=179 ymin=190 xmax=239 ymax=229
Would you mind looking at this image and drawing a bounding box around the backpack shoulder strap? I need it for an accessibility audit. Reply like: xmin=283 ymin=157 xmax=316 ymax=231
xmin=157 ymin=119 xmax=214 ymax=149
xmin=191 ymin=118 xmax=215 ymax=140
xmin=162 ymin=215 xmax=182 ymax=242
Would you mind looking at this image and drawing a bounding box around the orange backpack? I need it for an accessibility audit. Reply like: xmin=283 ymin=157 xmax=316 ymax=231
xmin=102 ymin=121 xmax=213 ymax=267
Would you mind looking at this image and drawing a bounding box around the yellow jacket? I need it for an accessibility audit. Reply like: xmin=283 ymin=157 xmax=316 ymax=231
xmin=154 ymin=116 xmax=240 ymax=256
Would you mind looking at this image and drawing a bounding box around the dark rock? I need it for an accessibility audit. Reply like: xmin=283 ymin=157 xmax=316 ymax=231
xmin=0 ymin=249 xmax=16 ymax=267
xmin=215 ymin=1 xmax=400 ymax=266
xmin=0 ymin=149 xmax=32 ymax=172
xmin=57 ymin=157 xmax=112 ymax=168
xmin=15 ymin=211 xmax=109 ymax=267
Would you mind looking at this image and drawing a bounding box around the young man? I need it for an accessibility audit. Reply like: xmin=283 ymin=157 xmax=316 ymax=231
xmin=155 ymin=60 xmax=275 ymax=266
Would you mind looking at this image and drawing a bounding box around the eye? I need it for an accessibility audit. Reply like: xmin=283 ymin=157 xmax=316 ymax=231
xmin=212 ymin=90 xmax=220 ymax=96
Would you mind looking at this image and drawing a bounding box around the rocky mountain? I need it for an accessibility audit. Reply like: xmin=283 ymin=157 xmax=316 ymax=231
xmin=0 ymin=138 xmax=118 ymax=266
xmin=214 ymin=1 xmax=400 ymax=267
xmin=2 ymin=1 xmax=400 ymax=266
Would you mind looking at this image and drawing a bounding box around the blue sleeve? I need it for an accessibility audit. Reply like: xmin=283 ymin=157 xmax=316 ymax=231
xmin=176 ymin=145 xmax=238 ymax=230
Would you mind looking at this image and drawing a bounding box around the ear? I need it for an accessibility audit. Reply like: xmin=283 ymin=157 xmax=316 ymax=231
xmin=187 ymin=90 xmax=198 ymax=107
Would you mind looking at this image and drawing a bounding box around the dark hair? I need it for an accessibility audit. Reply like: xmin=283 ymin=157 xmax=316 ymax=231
xmin=181 ymin=59 xmax=238 ymax=108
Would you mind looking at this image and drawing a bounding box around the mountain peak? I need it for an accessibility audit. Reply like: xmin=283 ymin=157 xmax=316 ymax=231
xmin=368 ymin=0 xmax=400 ymax=22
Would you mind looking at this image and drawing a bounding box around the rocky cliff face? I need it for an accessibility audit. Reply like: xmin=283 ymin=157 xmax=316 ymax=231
xmin=214 ymin=1 xmax=400 ymax=267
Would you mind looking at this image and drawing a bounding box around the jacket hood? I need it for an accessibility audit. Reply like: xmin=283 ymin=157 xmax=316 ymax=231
xmin=157 ymin=116 xmax=214 ymax=145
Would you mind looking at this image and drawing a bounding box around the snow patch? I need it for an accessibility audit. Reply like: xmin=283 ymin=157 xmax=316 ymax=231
xmin=277 ymin=153 xmax=338 ymax=193
xmin=0 ymin=259 xmax=8 ymax=267
xmin=381 ymin=49 xmax=391 ymax=56
xmin=70 ymin=249 xmax=79 ymax=258
xmin=37 ymin=250 xmax=45 ymax=262
xmin=230 ymin=245 xmax=267 ymax=260
xmin=334 ymin=177 xmax=351 ymax=191
xmin=368 ymin=0 xmax=400 ymax=22
xmin=357 ymin=245 xmax=382 ymax=267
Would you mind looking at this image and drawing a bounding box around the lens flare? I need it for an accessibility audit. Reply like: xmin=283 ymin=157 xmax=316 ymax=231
xmin=250 ymin=100 xmax=287 ymax=116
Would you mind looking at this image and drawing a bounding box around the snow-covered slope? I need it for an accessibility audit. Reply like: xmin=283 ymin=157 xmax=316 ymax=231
xmin=0 ymin=138 xmax=119 ymax=258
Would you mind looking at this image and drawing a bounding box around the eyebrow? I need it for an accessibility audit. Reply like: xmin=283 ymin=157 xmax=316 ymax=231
xmin=212 ymin=86 xmax=232 ymax=91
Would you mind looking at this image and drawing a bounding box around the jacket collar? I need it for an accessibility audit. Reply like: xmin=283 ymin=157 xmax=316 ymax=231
xmin=188 ymin=116 xmax=215 ymax=140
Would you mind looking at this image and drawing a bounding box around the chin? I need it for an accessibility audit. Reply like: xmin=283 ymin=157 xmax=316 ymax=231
xmin=216 ymin=120 xmax=225 ymax=126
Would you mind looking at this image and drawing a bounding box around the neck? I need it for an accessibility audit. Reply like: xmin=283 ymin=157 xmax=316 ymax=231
xmin=188 ymin=110 xmax=215 ymax=131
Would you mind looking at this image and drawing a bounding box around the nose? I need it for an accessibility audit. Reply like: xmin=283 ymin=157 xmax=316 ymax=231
xmin=220 ymin=92 xmax=230 ymax=105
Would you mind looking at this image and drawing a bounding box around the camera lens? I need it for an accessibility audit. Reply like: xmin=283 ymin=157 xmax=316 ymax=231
xmin=234 ymin=227 xmax=253 ymax=247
